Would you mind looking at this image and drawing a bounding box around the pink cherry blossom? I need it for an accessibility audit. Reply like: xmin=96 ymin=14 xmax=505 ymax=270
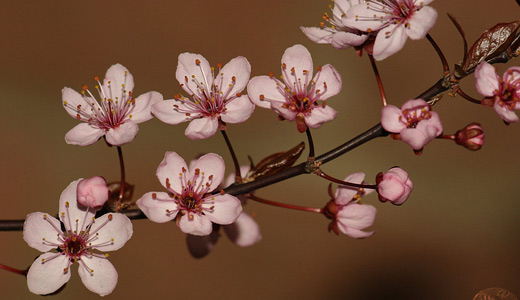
xmin=345 ymin=0 xmax=438 ymax=60
xmin=152 ymin=54 xmax=255 ymax=140
xmin=381 ymin=99 xmax=443 ymax=151
xmin=23 ymin=179 xmax=133 ymax=296
xmin=76 ymin=176 xmax=110 ymax=210
xmin=62 ymin=64 xmax=162 ymax=146
xmin=376 ymin=167 xmax=413 ymax=205
xmin=324 ymin=172 xmax=376 ymax=238
xmin=474 ymin=61 xmax=520 ymax=123
xmin=247 ymin=44 xmax=342 ymax=133
xmin=300 ymin=0 xmax=369 ymax=50
xmin=136 ymin=152 xmax=242 ymax=236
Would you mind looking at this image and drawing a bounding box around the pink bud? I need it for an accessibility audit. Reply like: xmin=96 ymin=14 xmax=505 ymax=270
xmin=376 ymin=167 xmax=413 ymax=205
xmin=76 ymin=176 xmax=110 ymax=210
xmin=455 ymin=123 xmax=484 ymax=151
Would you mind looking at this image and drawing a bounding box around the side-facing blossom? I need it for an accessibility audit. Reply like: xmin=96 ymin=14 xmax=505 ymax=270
xmin=76 ymin=176 xmax=110 ymax=210
xmin=381 ymin=99 xmax=443 ymax=151
xmin=300 ymin=0 xmax=369 ymax=51
xmin=152 ymin=54 xmax=255 ymax=140
xmin=474 ymin=61 xmax=520 ymax=123
xmin=136 ymin=152 xmax=242 ymax=236
xmin=344 ymin=0 xmax=438 ymax=60
xmin=62 ymin=64 xmax=162 ymax=146
xmin=376 ymin=167 xmax=413 ymax=205
xmin=23 ymin=179 xmax=133 ymax=296
xmin=324 ymin=172 xmax=376 ymax=238
xmin=247 ymin=44 xmax=342 ymax=133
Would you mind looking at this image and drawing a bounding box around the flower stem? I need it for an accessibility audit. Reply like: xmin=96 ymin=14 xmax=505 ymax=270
xmin=117 ymin=146 xmax=126 ymax=203
xmin=0 ymin=263 xmax=27 ymax=277
xmin=315 ymin=170 xmax=377 ymax=190
xmin=305 ymin=128 xmax=315 ymax=159
xmin=368 ymin=54 xmax=388 ymax=106
xmin=456 ymin=88 xmax=482 ymax=104
xmin=220 ymin=127 xmax=241 ymax=181
xmin=248 ymin=194 xmax=323 ymax=214
xmin=426 ymin=34 xmax=450 ymax=74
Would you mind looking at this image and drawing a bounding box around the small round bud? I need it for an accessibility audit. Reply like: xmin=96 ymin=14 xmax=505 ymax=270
xmin=455 ymin=123 xmax=484 ymax=151
xmin=76 ymin=176 xmax=110 ymax=210
xmin=376 ymin=167 xmax=413 ymax=206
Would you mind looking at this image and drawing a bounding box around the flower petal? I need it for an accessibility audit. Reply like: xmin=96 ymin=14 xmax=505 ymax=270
xmin=178 ymin=214 xmax=213 ymax=236
xmin=214 ymin=56 xmax=251 ymax=97
xmin=300 ymin=26 xmax=334 ymax=44
xmin=190 ymin=153 xmax=226 ymax=191
xmin=331 ymin=31 xmax=369 ymax=48
xmin=223 ymin=212 xmax=262 ymax=247
xmin=345 ymin=4 xmax=387 ymax=32
xmin=151 ymin=99 xmax=196 ymax=125
xmin=105 ymin=121 xmax=139 ymax=146
xmin=65 ymin=123 xmax=105 ymax=146
xmin=204 ymin=194 xmax=242 ymax=225
xmin=270 ymin=102 xmax=297 ymax=121
xmin=136 ymin=192 xmax=179 ymax=223
xmin=156 ymin=151 xmax=188 ymax=192
xmin=103 ymin=64 xmax=134 ymax=101
xmin=23 ymin=212 xmax=62 ymax=252
xmin=247 ymin=76 xmax=286 ymax=108
xmin=176 ymin=53 xmax=213 ymax=97
xmin=373 ymin=24 xmax=409 ymax=61
xmin=337 ymin=203 xmax=376 ymax=238
xmin=474 ymin=62 xmax=500 ymax=97
xmin=27 ymin=253 xmax=71 ymax=295
xmin=335 ymin=172 xmax=365 ymax=205
xmin=59 ymin=179 xmax=96 ymax=232
xmin=185 ymin=117 xmax=219 ymax=140
xmin=381 ymin=105 xmax=406 ymax=133
xmin=90 ymin=213 xmax=133 ymax=251
xmin=220 ymin=95 xmax=255 ymax=124
xmin=312 ymin=64 xmax=342 ymax=100
xmin=304 ymin=105 xmax=337 ymax=128
xmin=186 ymin=231 xmax=220 ymax=258
xmin=77 ymin=256 xmax=118 ymax=297
xmin=281 ymin=44 xmax=314 ymax=81
xmin=494 ymin=101 xmax=519 ymax=123
xmin=62 ymin=87 xmax=97 ymax=119
xmin=406 ymin=6 xmax=437 ymax=40
xmin=129 ymin=91 xmax=163 ymax=123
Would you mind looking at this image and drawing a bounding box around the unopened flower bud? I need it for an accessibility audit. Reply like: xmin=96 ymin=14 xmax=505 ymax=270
xmin=455 ymin=123 xmax=484 ymax=151
xmin=76 ymin=176 xmax=110 ymax=210
xmin=376 ymin=167 xmax=413 ymax=205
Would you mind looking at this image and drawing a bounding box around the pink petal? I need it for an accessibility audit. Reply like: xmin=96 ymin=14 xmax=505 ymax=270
xmin=27 ymin=253 xmax=71 ymax=295
xmin=129 ymin=91 xmax=163 ymax=123
xmin=103 ymin=64 xmax=134 ymax=101
xmin=337 ymin=203 xmax=376 ymax=238
xmin=190 ymin=153 xmax=226 ymax=191
xmin=271 ymin=102 xmax=297 ymax=121
xmin=90 ymin=213 xmax=133 ymax=251
xmin=406 ymin=6 xmax=437 ymax=40
xmin=312 ymin=64 xmax=342 ymax=101
xmin=214 ymin=56 xmax=251 ymax=97
xmin=77 ymin=256 xmax=118 ymax=297
xmin=178 ymin=214 xmax=213 ymax=236
xmin=204 ymin=194 xmax=242 ymax=225
xmin=156 ymin=151 xmax=188 ymax=192
xmin=494 ymin=101 xmax=519 ymax=123
xmin=220 ymin=95 xmax=255 ymax=124
xmin=224 ymin=212 xmax=262 ymax=247
xmin=185 ymin=117 xmax=219 ymax=140
xmin=59 ymin=179 xmax=95 ymax=231
xmin=65 ymin=123 xmax=105 ymax=146
xmin=304 ymin=105 xmax=337 ymax=128
xmin=62 ymin=87 xmax=97 ymax=119
xmin=136 ymin=192 xmax=179 ymax=223
xmin=373 ymin=24 xmax=408 ymax=61
xmin=151 ymin=99 xmax=197 ymax=125
xmin=345 ymin=4 xmax=387 ymax=32
xmin=105 ymin=121 xmax=139 ymax=146
xmin=176 ymin=53 xmax=213 ymax=97
xmin=335 ymin=172 xmax=365 ymax=205
xmin=23 ymin=212 xmax=62 ymax=252
xmin=247 ymin=76 xmax=286 ymax=108
xmin=402 ymin=98 xmax=429 ymax=111
xmin=186 ymin=231 xmax=220 ymax=258
xmin=475 ymin=62 xmax=500 ymax=97
xmin=331 ymin=31 xmax=369 ymax=49
xmin=300 ymin=26 xmax=334 ymax=44
xmin=381 ymin=105 xmax=406 ymax=133
xmin=281 ymin=44 xmax=314 ymax=81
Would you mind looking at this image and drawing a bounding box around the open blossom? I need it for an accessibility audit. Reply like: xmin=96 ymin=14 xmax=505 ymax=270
xmin=475 ymin=61 xmax=520 ymax=123
xmin=152 ymin=53 xmax=255 ymax=140
xmin=300 ymin=0 xmax=369 ymax=51
xmin=324 ymin=172 xmax=376 ymax=238
xmin=76 ymin=176 xmax=110 ymax=210
xmin=376 ymin=167 xmax=413 ymax=205
xmin=23 ymin=179 xmax=133 ymax=296
xmin=62 ymin=64 xmax=162 ymax=146
xmin=345 ymin=0 xmax=438 ymax=60
xmin=136 ymin=152 xmax=242 ymax=236
xmin=381 ymin=99 xmax=443 ymax=151
xmin=247 ymin=44 xmax=342 ymax=133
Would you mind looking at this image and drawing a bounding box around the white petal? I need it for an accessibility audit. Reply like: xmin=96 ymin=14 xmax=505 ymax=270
xmin=300 ymin=26 xmax=334 ymax=44
xmin=136 ymin=191 xmax=179 ymax=223
xmin=65 ymin=123 xmax=105 ymax=146
xmin=304 ymin=105 xmax=337 ymax=128
xmin=129 ymin=91 xmax=163 ymax=123
xmin=373 ymin=24 xmax=409 ymax=61
xmin=331 ymin=31 xmax=369 ymax=49
xmin=156 ymin=151 xmax=188 ymax=192
xmin=312 ymin=64 xmax=342 ymax=100
xmin=103 ymin=64 xmax=134 ymax=101
xmin=78 ymin=256 xmax=118 ymax=297
xmin=204 ymin=194 xmax=242 ymax=225
xmin=178 ymin=214 xmax=213 ymax=236
xmin=474 ymin=62 xmax=500 ymax=97
xmin=223 ymin=213 xmax=262 ymax=247
xmin=176 ymin=53 xmax=213 ymax=97
xmin=345 ymin=4 xmax=387 ymax=32
xmin=62 ymin=87 xmax=97 ymax=119
xmin=246 ymin=75 xmax=286 ymax=108
xmin=220 ymin=95 xmax=255 ymax=124
xmin=281 ymin=44 xmax=314 ymax=82
xmin=406 ymin=6 xmax=438 ymax=40
xmin=334 ymin=172 xmax=365 ymax=205
xmin=27 ymin=253 xmax=71 ymax=295
xmin=151 ymin=99 xmax=196 ymax=125
xmin=90 ymin=213 xmax=133 ymax=251
xmin=23 ymin=212 xmax=62 ymax=252
xmin=185 ymin=117 xmax=219 ymax=140
xmin=105 ymin=121 xmax=139 ymax=146
xmin=190 ymin=153 xmax=226 ymax=192
xmin=214 ymin=56 xmax=251 ymax=97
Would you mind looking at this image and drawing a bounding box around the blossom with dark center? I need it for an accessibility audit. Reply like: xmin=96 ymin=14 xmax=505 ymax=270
xmin=152 ymin=53 xmax=254 ymax=140
xmin=23 ymin=179 xmax=133 ymax=296
xmin=62 ymin=64 xmax=162 ymax=146
xmin=247 ymin=44 xmax=342 ymax=133
xmin=136 ymin=152 xmax=242 ymax=236
xmin=381 ymin=99 xmax=443 ymax=151
xmin=344 ymin=0 xmax=437 ymax=60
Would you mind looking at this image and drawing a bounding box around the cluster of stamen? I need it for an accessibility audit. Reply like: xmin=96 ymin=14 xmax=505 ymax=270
xmin=399 ymin=105 xmax=432 ymax=128
xmin=497 ymin=70 xmax=520 ymax=109
xmin=41 ymin=202 xmax=114 ymax=275
xmin=174 ymin=59 xmax=241 ymax=119
xmin=63 ymin=71 xmax=135 ymax=131
xmin=319 ymin=0 xmax=348 ymax=32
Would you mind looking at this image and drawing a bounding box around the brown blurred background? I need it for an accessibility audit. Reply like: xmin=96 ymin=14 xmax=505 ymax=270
xmin=1 ymin=0 xmax=519 ymax=299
